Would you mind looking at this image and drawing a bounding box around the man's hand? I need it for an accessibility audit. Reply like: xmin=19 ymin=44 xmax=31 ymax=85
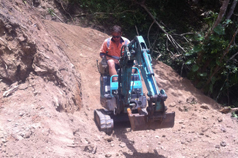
xmin=100 ymin=54 xmax=105 ymax=58
xmin=100 ymin=52 xmax=106 ymax=58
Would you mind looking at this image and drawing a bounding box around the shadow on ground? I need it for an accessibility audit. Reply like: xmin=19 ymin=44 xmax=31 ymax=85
xmin=113 ymin=121 xmax=166 ymax=158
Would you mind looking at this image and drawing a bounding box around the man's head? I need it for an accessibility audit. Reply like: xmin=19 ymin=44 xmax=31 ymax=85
xmin=111 ymin=25 xmax=122 ymax=42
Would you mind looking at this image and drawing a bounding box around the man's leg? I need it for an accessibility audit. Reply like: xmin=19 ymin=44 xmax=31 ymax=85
xmin=107 ymin=59 xmax=117 ymax=81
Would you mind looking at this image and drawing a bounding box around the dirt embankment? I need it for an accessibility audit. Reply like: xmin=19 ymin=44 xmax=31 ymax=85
xmin=0 ymin=0 xmax=238 ymax=158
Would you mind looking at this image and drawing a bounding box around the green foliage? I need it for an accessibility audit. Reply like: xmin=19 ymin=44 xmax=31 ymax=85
xmin=48 ymin=8 xmax=55 ymax=16
xmin=203 ymin=11 xmax=218 ymax=28
xmin=214 ymin=24 xmax=225 ymax=35
xmin=185 ymin=17 xmax=238 ymax=107
xmin=231 ymin=112 xmax=238 ymax=118
xmin=192 ymin=65 xmax=199 ymax=72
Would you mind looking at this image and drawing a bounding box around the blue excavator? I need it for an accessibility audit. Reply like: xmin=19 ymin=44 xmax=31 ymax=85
xmin=95 ymin=36 xmax=175 ymax=134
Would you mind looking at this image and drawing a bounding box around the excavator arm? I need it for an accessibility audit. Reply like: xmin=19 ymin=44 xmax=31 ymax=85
xmin=118 ymin=36 xmax=175 ymax=130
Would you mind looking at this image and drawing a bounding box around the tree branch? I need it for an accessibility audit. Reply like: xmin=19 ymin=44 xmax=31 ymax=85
xmin=147 ymin=21 xmax=155 ymax=50
xmin=221 ymin=27 xmax=238 ymax=60
xmin=226 ymin=51 xmax=238 ymax=63
xmin=226 ymin=0 xmax=238 ymax=19
xmin=151 ymin=32 xmax=160 ymax=56
xmin=60 ymin=1 xmax=74 ymax=24
xmin=134 ymin=25 xmax=139 ymax=35
xmin=139 ymin=3 xmax=187 ymax=54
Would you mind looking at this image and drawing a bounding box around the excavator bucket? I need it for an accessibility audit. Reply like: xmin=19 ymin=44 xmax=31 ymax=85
xmin=127 ymin=112 xmax=175 ymax=131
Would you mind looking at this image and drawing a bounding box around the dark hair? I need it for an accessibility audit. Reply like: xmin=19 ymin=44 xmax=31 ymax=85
xmin=111 ymin=25 xmax=122 ymax=33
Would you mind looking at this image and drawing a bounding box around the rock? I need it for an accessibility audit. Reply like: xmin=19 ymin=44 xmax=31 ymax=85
xmin=219 ymin=107 xmax=231 ymax=113
xmin=179 ymin=120 xmax=184 ymax=124
xmin=178 ymin=107 xmax=184 ymax=112
xmin=33 ymin=0 xmax=41 ymax=7
xmin=92 ymin=145 xmax=97 ymax=154
xmin=125 ymin=128 xmax=131 ymax=132
xmin=169 ymin=102 xmax=176 ymax=107
xmin=179 ymin=106 xmax=190 ymax=112
xmin=32 ymin=64 xmax=48 ymax=75
xmin=1 ymin=138 xmax=7 ymax=143
xmin=215 ymin=145 xmax=220 ymax=149
xmin=19 ymin=111 xmax=25 ymax=116
xmin=201 ymin=127 xmax=209 ymax=132
xmin=105 ymin=153 xmax=112 ymax=157
xmin=178 ymin=100 xmax=183 ymax=104
xmin=217 ymin=117 xmax=223 ymax=122
xmin=220 ymin=127 xmax=226 ymax=133
xmin=83 ymin=145 xmax=94 ymax=153
xmin=186 ymin=97 xmax=197 ymax=104
xmin=201 ymin=104 xmax=210 ymax=110
xmin=0 ymin=131 xmax=4 ymax=139
xmin=220 ymin=141 xmax=227 ymax=147
xmin=104 ymin=136 xmax=113 ymax=142
xmin=186 ymin=138 xmax=192 ymax=142
xmin=3 ymin=85 xmax=19 ymax=97
xmin=18 ymin=36 xmax=26 ymax=42
xmin=119 ymin=143 xmax=126 ymax=148
xmin=19 ymin=129 xmax=32 ymax=139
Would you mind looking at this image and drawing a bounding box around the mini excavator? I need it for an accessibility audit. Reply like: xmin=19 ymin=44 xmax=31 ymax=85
xmin=95 ymin=36 xmax=175 ymax=134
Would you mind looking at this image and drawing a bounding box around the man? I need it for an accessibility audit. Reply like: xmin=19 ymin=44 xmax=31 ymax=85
xmin=99 ymin=25 xmax=130 ymax=81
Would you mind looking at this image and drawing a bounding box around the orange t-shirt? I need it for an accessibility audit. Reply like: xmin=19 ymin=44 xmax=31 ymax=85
xmin=100 ymin=37 xmax=130 ymax=58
